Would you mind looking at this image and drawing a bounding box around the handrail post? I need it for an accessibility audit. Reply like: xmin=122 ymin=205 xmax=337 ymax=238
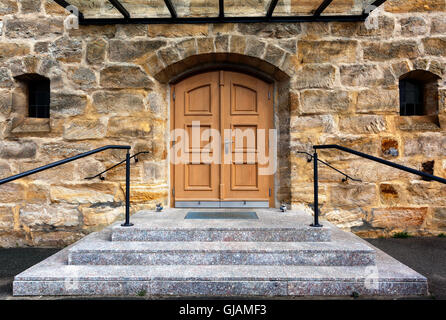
xmin=121 ymin=150 xmax=133 ymax=227
xmin=311 ymin=150 xmax=322 ymax=227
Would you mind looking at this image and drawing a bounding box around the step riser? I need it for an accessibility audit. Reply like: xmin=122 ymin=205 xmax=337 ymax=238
xmin=13 ymin=280 xmax=427 ymax=297
xmin=68 ymin=251 xmax=375 ymax=266
xmin=111 ymin=230 xmax=331 ymax=242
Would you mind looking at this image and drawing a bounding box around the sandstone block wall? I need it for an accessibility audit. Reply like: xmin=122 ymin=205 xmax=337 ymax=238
xmin=0 ymin=0 xmax=445 ymax=246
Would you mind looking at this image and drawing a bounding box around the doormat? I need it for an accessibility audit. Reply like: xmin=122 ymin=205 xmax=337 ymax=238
xmin=185 ymin=211 xmax=258 ymax=219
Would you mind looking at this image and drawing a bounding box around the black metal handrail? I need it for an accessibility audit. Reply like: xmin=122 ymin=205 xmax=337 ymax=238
xmin=296 ymin=151 xmax=361 ymax=183
xmin=310 ymin=144 xmax=446 ymax=228
xmin=85 ymin=151 xmax=150 ymax=181
xmin=0 ymin=145 xmax=134 ymax=227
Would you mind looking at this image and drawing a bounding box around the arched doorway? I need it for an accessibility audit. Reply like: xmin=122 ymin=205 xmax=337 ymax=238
xmin=170 ymin=70 xmax=275 ymax=208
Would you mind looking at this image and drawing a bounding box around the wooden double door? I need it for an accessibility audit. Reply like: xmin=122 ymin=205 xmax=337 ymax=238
xmin=171 ymin=71 xmax=274 ymax=208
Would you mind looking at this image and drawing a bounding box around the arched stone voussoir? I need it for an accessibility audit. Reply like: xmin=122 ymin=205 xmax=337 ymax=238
xmin=153 ymin=52 xmax=291 ymax=84
xmin=149 ymin=35 xmax=292 ymax=83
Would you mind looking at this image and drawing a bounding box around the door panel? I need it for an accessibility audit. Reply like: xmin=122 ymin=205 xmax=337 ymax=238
xmin=172 ymin=70 xmax=274 ymax=207
xmin=173 ymin=72 xmax=220 ymax=201
xmin=220 ymin=71 xmax=273 ymax=205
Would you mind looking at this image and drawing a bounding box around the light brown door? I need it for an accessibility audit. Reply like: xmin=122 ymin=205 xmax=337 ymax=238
xmin=171 ymin=70 xmax=274 ymax=207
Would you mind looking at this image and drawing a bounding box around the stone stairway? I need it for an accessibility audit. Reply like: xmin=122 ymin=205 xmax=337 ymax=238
xmin=13 ymin=209 xmax=428 ymax=297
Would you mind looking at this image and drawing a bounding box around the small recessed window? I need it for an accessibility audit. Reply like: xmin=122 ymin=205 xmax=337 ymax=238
xmin=399 ymin=70 xmax=440 ymax=116
xmin=14 ymin=74 xmax=50 ymax=119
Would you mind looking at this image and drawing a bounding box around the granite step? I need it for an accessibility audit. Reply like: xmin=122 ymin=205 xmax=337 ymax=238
xmin=111 ymin=210 xmax=330 ymax=242
xmin=13 ymin=264 xmax=427 ymax=297
xmin=68 ymin=240 xmax=375 ymax=266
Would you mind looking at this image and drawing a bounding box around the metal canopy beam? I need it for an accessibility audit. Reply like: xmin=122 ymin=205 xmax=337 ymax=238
xmin=108 ymin=0 xmax=130 ymax=19
xmin=164 ymin=0 xmax=177 ymax=18
xmin=53 ymin=0 xmax=389 ymax=25
xmin=266 ymin=0 xmax=279 ymax=18
xmin=80 ymin=14 xmax=371 ymax=25
xmin=314 ymin=0 xmax=333 ymax=16
xmin=219 ymin=0 xmax=224 ymax=18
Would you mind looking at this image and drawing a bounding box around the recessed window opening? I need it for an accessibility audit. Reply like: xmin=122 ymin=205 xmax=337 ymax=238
xmin=14 ymin=74 xmax=51 ymax=119
xmin=399 ymin=70 xmax=440 ymax=116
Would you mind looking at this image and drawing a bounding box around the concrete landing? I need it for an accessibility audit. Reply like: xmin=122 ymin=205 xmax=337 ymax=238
xmin=13 ymin=209 xmax=428 ymax=297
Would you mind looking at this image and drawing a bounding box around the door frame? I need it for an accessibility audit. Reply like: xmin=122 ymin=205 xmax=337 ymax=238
xmin=168 ymin=67 xmax=278 ymax=208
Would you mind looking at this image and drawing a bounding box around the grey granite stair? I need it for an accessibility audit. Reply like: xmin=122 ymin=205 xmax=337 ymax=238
xmin=12 ymin=210 xmax=428 ymax=297
xmin=68 ymin=240 xmax=375 ymax=266
xmin=111 ymin=209 xmax=331 ymax=242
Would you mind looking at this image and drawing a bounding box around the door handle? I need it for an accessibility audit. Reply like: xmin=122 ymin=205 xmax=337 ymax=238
xmin=224 ymin=139 xmax=230 ymax=154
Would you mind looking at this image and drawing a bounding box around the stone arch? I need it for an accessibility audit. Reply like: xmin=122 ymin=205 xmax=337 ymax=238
xmin=151 ymin=41 xmax=293 ymax=207
xmin=146 ymin=35 xmax=294 ymax=83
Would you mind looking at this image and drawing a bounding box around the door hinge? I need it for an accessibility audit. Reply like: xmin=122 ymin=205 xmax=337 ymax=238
xmin=172 ymin=188 xmax=175 ymax=197
xmin=268 ymin=91 xmax=271 ymax=100
xmin=269 ymin=188 xmax=271 ymax=196
xmin=172 ymin=90 xmax=176 ymax=100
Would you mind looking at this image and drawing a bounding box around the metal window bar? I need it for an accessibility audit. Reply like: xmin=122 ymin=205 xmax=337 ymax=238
xmin=309 ymin=145 xmax=446 ymax=228
xmin=0 ymin=145 xmax=134 ymax=227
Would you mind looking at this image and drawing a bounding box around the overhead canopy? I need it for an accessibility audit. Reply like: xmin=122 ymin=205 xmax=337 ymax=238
xmin=54 ymin=0 xmax=387 ymax=24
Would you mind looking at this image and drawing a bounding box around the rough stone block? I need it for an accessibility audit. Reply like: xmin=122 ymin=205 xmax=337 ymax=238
xmin=363 ymin=41 xmax=420 ymax=61
xmin=294 ymin=64 xmax=336 ymax=89
xmin=0 ymin=0 xmax=18 ymax=15
xmin=339 ymin=115 xmax=387 ymax=134
xmin=298 ymin=40 xmax=358 ymax=64
xmin=100 ymin=66 xmax=152 ymax=89
xmin=50 ymin=183 xmax=124 ymax=204
xmin=423 ymin=38 xmax=446 ymax=56
xmin=51 ymin=93 xmax=87 ymax=117
xmin=63 ymin=119 xmax=106 ymax=141
xmin=399 ymin=17 xmax=428 ymax=36
xmin=385 ymin=0 xmax=445 ymax=12
xmin=5 ymin=18 xmax=63 ymax=39
xmin=369 ymin=207 xmax=428 ymax=229
xmin=93 ymin=91 xmax=145 ymax=115
xmin=147 ymin=24 xmax=208 ymax=37
xmin=109 ymin=40 xmax=167 ymax=62
xmin=356 ymin=89 xmax=399 ymax=113
xmin=432 ymin=207 xmax=446 ymax=230
xmin=0 ymin=141 xmax=36 ymax=159
xmin=49 ymin=37 xmax=82 ymax=63
xmin=0 ymin=183 xmax=25 ymax=202
xmin=0 ymin=206 xmax=14 ymax=230
xmin=290 ymin=115 xmax=335 ymax=133
xmin=300 ymin=90 xmax=353 ymax=115
xmin=20 ymin=0 xmax=41 ymax=13
xmin=0 ymin=43 xmax=31 ymax=62
xmin=86 ymin=39 xmax=106 ymax=65
xmin=123 ymin=184 xmax=168 ymax=203
xmin=19 ymin=204 xmax=80 ymax=230
xmin=237 ymin=23 xmax=302 ymax=38
xmin=329 ymin=184 xmax=377 ymax=207
xmin=404 ymin=134 xmax=446 ymax=156
xmin=431 ymin=16 xmax=446 ymax=34
xmin=81 ymin=206 xmax=123 ymax=230
xmin=107 ymin=117 xmax=151 ymax=138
